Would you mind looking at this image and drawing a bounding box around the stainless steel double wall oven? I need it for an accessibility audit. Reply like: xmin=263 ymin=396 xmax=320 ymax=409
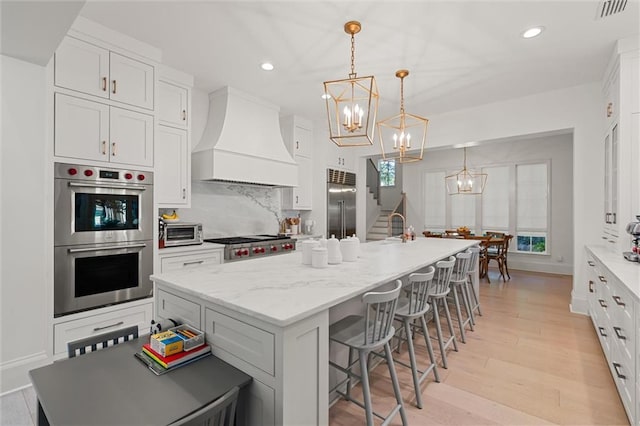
xmin=54 ymin=163 xmax=154 ymax=317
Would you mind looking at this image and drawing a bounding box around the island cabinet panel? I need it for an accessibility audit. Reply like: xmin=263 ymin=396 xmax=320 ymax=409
xmin=204 ymin=307 xmax=275 ymax=376
xmin=156 ymin=289 xmax=201 ymax=329
xmin=237 ymin=378 xmax=275 ymax=426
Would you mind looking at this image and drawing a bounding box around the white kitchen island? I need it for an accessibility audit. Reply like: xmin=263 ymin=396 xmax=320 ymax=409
xmin=150 ymin=237 xmax=477 ymax=425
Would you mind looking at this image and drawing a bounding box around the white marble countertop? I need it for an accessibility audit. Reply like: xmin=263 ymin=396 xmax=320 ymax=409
xmin=151 ymin=237 xmax=477 ymax=327
xmin=158 ymin=242 xmax=225 ymax=255
xmin=586 ymin=245 xmax=640 ymax=300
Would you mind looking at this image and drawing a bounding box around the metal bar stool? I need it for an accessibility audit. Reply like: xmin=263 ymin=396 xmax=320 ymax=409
xmin=466 ymin=246 xmax=483 ymax=323
xmin=390 ymin=268 xmax=440 ymax=409
xmin=329 ymin=281 xmax=408 ymax=426
xmin=448 ymin=251 xmax=475 ymax=343
xmin=427 ymin=256 xmax=458 ymax=369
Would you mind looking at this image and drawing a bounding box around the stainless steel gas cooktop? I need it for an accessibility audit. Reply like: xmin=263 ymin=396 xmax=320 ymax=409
xmin=203 ymin=235 xmax=295 ymax=261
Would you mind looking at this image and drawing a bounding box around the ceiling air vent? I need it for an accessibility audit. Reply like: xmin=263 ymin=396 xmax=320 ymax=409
xmin=597 ymin=0 xmax=628 ymax=19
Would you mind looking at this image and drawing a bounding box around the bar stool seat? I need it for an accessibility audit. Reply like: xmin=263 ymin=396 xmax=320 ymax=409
xmin=329 ymin=281 xmax=408 ymax=426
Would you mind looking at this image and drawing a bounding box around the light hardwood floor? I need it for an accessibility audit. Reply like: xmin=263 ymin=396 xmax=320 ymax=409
xmin=329 ymin=268 xmax=629 ymax=426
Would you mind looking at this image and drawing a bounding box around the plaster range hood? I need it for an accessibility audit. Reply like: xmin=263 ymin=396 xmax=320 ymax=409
xmin=192 ymin=86 xmax=298 ymax=187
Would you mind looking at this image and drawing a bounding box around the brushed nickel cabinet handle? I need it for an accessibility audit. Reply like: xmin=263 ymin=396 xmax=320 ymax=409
xmin=607 ymin=102 xmax=613 ymax=118
xmin=613 ymin=362 xmax=626 ymax=380
xmin=613 ymin=326 xmax=626 ymax=340
xmin=102 ymin=77 xmax=107 ymax=91
xmin=612 ymin=295 xmax=625 ymax=306
xmin=182 ymin=109 xmax=186 ymax=121
xmin=296 ymin=141 xmax=299 ymax=150
xmin=112 ymin=79 xmax=117 ymax=94
xmin=588 ymin=280 xmax=594 ymax=293
xmin=102 ymin=140 xmax=107 ymax=155
xmin=182 ymin=188 xmax=186 ymax=199
xmin=183 ymin=260 xmax=204 ymax=266
xmin=93 ymin=321 xmax=124 ymax=332
xmin=598 ymin=299 xmax=607 ymax=308
xmin=612 ymin=213 xmax=616 ymax=224
xmin=598 ymin=275 xmax=606 ymax=283
xmin=598 ymin=327 xmax=607 ymax=337
xmin=112 ymin=142 xmax=116 ymax=156
xmin=587 ymin=261 xmax=595 ymax=266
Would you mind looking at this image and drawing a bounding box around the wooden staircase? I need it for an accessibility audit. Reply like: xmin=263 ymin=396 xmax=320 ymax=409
xmin=367 ymin=210 xmax=393 ymax=241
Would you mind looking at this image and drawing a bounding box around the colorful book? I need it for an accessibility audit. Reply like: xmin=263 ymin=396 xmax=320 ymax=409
xmin=135 ymin=350 xmax=211 ymax=376
xmin=142 ymin=343 xmax=210 ymax=369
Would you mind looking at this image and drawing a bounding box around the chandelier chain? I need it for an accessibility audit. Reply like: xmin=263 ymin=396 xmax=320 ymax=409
xmin=349 ymin=33 xmax=356 ymax=78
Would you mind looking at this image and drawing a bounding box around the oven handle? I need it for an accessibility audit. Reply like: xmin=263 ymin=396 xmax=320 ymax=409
xmin=68 ymin=243 xmax=147 ymax=253
xmin=68 ymin=182 xmax=147 ymax=191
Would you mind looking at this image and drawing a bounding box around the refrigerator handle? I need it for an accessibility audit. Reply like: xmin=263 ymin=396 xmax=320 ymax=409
xmin=339 ymin=200 xmax=345 ymax=239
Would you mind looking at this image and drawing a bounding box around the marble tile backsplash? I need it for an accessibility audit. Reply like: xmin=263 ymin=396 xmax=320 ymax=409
xmin=175 ymin=181 xmax=284 ymax=237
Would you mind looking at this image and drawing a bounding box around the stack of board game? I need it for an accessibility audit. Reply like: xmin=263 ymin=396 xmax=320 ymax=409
xmin=135 ymin=328 xmax=210 ymax=375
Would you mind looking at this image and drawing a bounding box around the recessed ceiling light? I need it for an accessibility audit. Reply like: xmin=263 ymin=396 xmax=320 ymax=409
xmin=261 ymin=62 xmax=274 ymax=71
xmin=522 ymin=26 xmax=544 ymax=39
xmin=321 ymin=93 xmax=331 ymax=100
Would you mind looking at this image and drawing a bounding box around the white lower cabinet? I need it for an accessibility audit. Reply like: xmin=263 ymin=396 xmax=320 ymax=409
xmin=586 ymin=247 xmax=638 ymax=424
xmin=53 ymin=300 xmax=152 ymax=357
xmin=156 ymin=289 xmax=202 ymax=329
xmin=159 ymin=250 xmax=221 ymax=273
xmin=237 ymin=379 xmax=275 ymax=426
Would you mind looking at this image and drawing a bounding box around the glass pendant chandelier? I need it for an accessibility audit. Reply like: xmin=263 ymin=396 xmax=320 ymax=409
xmin=377 ymin=69 xmax=428 ymax=163
xmin=323 ymin=21 xmax=379 ymax=147
xmin=445 ymin=147 xmax=488 ymax=195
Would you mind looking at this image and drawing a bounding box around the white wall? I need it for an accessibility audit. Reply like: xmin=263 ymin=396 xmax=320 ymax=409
xmin=0 ymin=55 xmax=50 ymax=394
xmin=402 ymin=133 xmax=574 ymax=274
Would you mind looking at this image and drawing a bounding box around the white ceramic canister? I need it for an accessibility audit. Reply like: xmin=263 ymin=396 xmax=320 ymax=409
xmin=301 ymin=239 xmax=320 ymax=265
xmin=340 ymin=237 xmax=358 ymax=262
xmin=327 ymin=234 xmax=342 ymax=264
xmin=351 ymin=234 xmax=361 ymax=257
xmin=311 ymin=246 xmax=328 ymax=268
xmin=318 ymin=235 xmax=328 ymax=249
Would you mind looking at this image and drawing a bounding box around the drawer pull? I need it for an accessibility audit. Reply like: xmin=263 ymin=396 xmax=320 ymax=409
xmin=612 ymin=295 xmax=625 ymax=307
xmin=598 ymin=299 xmax=608 ymax=308
xmin=102 ymin=77 xmax=107 ymax=91
xmin=112 ymin=79 xmax=117 ymax=94
xmin=182 ymin=109 xmax=187 ymax=121
xmin=598 ymin=327 xmax=607 ymax=337
xmin=613 ymin=326 xmax=626 ymax=340
xmin=588 ymin=280 xmax=594 ymax=293
xmin=598 ymin=275 xmax=606 ymax=283
xmin=93 ymin=321 xmax=124 ymax=332
xmin=587 ymin=261 xmax=595 ymax=266
xmin=612 ymin=362 xmax=626 ymax=380
xmin=183 ymin=260 xmax=205 ymax=266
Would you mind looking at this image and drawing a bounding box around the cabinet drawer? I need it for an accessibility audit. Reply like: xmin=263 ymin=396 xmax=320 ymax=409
xmin=609 ymin=282 xmax=634 ymax=364
xmin=205 ymin=308 xmax=275 ymax=376
xmin=160 ymin=252 xmax=221 ymax=272
xmin=54 ymin=302 xmax=152 ymax=355
xmin=156 ymin=289 xmax=201 ymax=329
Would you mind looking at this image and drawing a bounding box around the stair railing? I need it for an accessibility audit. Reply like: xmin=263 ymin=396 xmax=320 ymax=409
xmin=366 ymin=158 xmax=380 ymax=205
xmin=388 ymin=193 xmax=406 ymax=237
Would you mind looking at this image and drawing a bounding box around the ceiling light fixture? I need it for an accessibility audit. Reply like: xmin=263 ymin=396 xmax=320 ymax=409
xmin=377 ymin=69 xmax=428 ymax=163
xmin=522 ymin=26 xmax=544 ymax=39
xmin=323 ymin=21 xmax=379 ymax=147
xmin=445 ymin=147 xmax=488 ymax=195
xmin=321 ymin=93 xmax=331 ymax=100
xmin=261 ymin=62 xmax=274 ymax=71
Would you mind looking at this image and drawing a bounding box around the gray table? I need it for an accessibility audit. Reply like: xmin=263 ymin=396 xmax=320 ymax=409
xmin=29 ymin=338 xmax=252 ymax=425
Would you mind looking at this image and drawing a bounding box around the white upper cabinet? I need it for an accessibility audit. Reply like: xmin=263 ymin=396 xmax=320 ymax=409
xmin=55 ymin=36 xmax=154 ymax=110
xmin=55 ymin=93 xmax=153 ymax=167
xmin=158 ymin=80 xmax=188 ymax=129
xmin=281 ymin=116 xmax=313 ymax=210
xmin=155 ymin=126 xmax=189 ymax=205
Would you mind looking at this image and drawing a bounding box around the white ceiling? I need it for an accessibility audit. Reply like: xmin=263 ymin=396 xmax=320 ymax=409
xmin=4 ymin=1 xmax=640 ymax=123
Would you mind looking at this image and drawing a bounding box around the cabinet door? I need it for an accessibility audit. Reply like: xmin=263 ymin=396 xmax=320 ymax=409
xmin=109 ymin=52 xmax=154 ymax=110
xmin=293 ymin=155 xmax=312 ymax=210
xmin=54 ymin=93 xmax=109 ymax=161
xmin=156 ymin=289 xmax=201 ymax=329
xmin=54 ymin=37 xmax=109 ymax=99
xmin=237 ymin=380 xmax=275 ymax=426
xmin=156 ymin=126 xmax=189 ymax=206
xmin=109 ymin=106 xmax=154 ymax=167
xmin=158 ymin=81 xmax=188 ymax=129
xmin=293 ymin=125 xmax=312 ymax=158
xmin=611 ymin=124 xmax=619 ymax=233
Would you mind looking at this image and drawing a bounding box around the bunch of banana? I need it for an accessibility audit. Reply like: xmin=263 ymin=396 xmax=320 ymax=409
xmin=161 ymin=210 xmax=178 ymax=220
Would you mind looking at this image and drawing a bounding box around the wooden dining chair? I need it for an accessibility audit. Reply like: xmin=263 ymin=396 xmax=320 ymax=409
xmin=486 ymin=236 xmax=512 ymax=281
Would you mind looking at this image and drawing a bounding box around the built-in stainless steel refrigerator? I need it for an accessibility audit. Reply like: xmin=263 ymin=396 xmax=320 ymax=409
xmin=327 ymin=169 xmax=356 ymax=240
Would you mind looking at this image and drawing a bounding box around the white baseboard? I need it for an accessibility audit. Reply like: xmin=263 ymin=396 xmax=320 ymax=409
xmin=570 ymin=293 xmax=589 ymax=315
xmin=507 ymin=260 xmax=573 ymax=275
xmin=0 ymin=351 xmax=50 ymax=395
